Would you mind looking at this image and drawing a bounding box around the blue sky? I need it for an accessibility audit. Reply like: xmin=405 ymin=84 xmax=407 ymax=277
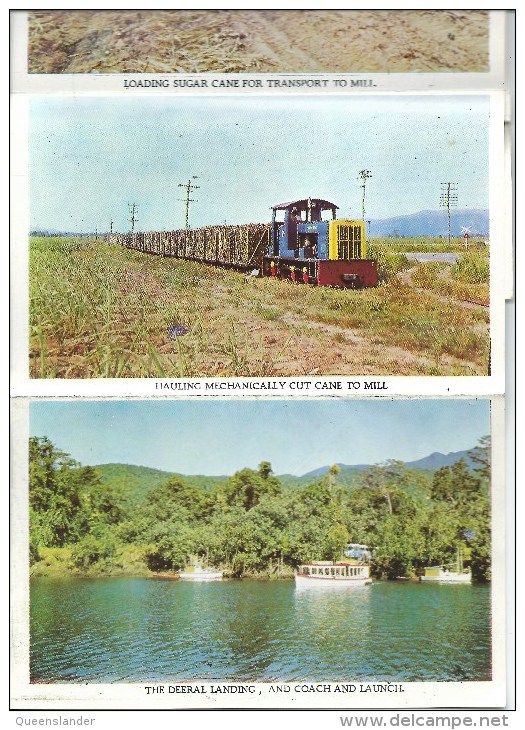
xmin=29 ymin=399 xmax=490 ymax=476
xmin=29 ymin=95 xmax=489 ymax=233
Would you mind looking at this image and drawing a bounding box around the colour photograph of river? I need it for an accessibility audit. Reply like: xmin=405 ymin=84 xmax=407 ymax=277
xmin=30 ymin=578 xmax=491 ymax=683
xmin=25 ymin=398 xmax=494 ymax=686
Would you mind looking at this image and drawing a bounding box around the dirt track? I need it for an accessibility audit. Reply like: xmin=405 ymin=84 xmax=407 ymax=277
xmin=28 ymin=9 xmax=489 ymax=74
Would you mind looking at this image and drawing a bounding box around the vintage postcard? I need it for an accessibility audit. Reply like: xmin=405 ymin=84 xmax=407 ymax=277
xmin=17 ymin=92 xmax=503 ymax=383
xmin=25 ymin=9 xmax=490 ymax=75
xmin=11 ymin=396 xmax=505 ymax=709
xmin=9 ymin=5 xmax=515 ymax=721
xmin=10 ymin=8 xmax=511 ymax=390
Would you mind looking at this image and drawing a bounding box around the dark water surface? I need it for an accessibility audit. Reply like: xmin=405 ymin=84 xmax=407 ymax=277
xmin=30 ymin=578 xmax=491 ymax=683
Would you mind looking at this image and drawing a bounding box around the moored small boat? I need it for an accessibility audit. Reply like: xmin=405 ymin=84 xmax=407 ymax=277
xmin=295 ymin=561 xmax=372 ymax=587
xmin=179 ymin=564 xmax=224 ymax=582
xmin=420 ymin=549 xmax=472 ymax=583
xmin=419 ymin=566 xmax=472 ymax=583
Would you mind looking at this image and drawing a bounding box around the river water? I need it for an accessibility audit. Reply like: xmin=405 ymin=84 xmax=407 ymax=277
xmin=30 ymin=578 xmax=491 ymax=683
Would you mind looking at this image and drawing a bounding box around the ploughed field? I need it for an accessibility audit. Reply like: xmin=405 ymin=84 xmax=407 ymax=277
xmin=28 ymin=10 xmax=489 ymax=74
xmin=29 ymin=237 xmax=490 ymax=378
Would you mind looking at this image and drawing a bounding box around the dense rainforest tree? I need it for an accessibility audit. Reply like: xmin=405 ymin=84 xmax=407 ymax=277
xmin=69 ymin=531 xmax=118 ymax=571
xmin=29 ymin=436 xmax=123 ymax=556
xmin=431 ymin=458 xmax=480 ymax=506
xmin=145 ymin=475 xmax=212 ymax=522
xmin=426 ymin=442 xmax=491 ymax=581
xmin=325 ymin=523 xmax=351 ymax=562
xmin=469 ymin=435 xmax=491 ymax=482
xmin=219 ymin=462 xmax=282 ymax=511
xmin=346 ymin=463 xmax=430 ymax=577
xmin=29 ymin=437 xmax=492 ymax=581
xmin=142 ymin=522 xmax=198 ymax=572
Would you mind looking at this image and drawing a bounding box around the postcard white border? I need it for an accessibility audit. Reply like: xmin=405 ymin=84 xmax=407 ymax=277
xmin=10 ymin=9 xmax=508 ymax=94
xmin=8 ymin=4 xmax=515 ymax=718
xmin=10 ymin=89 xmax=507 ymax=396
xmin=10 ymin=396 xmax=507 ymax=709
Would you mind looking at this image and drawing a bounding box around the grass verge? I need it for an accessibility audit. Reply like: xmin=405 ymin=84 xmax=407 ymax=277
xmin=29 ymin=237 xmax=490 ymax=377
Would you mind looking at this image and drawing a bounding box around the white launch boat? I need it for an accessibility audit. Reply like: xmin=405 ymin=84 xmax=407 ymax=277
xmin=179 ymin=564 xmax=223 ymax=582
xmin=295 ymin=561 xmax=372 ymax=587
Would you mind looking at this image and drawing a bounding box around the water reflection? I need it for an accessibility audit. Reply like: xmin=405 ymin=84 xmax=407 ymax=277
xmin=30 ymin=578 xmax=491 ymax=683
xmin=290 ymin=582 xmax=374 ymax=681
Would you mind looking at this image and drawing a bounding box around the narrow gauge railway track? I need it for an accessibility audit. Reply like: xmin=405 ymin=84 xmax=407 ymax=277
xmin=460 ymin=298 xmax=489 ymax=308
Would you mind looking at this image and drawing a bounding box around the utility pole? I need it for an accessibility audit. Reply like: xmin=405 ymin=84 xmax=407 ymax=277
xmin=177 ymin=177 xmax=199 ymax=229
xmin=109 ymin=219 xmax=114 ymax=235
xmin=128 ymin=203 xmax=138 ymax=233
xmin=358 ymin=169 xmax=372 ymax=224
xmin=439 ymin=182 xmax=458 ymax=244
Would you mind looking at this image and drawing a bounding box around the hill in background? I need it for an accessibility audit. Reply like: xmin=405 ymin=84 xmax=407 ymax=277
xmin=302 ymin=449 xmax=475 ymax=478
xmin=369 ymin=209 xmax=489 ymax=238
xmin=94 ymin=449 xmax=475 ymax=505
xmin=93 ymin=463 xmax=228 ymax=505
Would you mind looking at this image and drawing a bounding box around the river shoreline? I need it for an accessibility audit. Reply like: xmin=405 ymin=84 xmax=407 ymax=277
xmin=30 ymin=547 xmax=296 ymax=581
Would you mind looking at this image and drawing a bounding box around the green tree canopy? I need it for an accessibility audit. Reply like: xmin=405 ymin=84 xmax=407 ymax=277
xmin=29 ymin=438 xmax=492 ymax=582
xmin=145 ymin=475 xmax=210 ymax=522
xmin=30 ymin=436 xmax=103 ymax=547
xmin=220 ymin=465 xmax=282 ymax=511
xmin=30 ymin=437 xmax=126 ymax=554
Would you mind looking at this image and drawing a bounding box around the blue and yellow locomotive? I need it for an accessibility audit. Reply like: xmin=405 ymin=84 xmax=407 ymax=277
xmin=263 ymin=198 xmax=378 ymax=288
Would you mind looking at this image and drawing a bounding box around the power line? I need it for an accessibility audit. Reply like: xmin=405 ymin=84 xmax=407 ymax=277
xmin=128 ymin=203 xmax=139 ymax=233
xmin=177 ymin=177 xmax=199 ymax=229
xmin=358 ymin=169 xmax=372 ymax=225
xmin=439 ymin=183 xmax=458 ymax=244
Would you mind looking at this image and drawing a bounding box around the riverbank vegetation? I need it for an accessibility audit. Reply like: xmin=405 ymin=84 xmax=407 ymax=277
xmin=29 ymin=236 xmax=490 ymax=378
xmin=29 ymin=436 xmax=491 ymax=582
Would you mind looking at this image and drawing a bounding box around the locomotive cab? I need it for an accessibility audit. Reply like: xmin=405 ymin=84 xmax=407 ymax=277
xmin=264 ymin=198 xmax=377 ymax=288
xmin=269 ymin=198 xmax=336 ymax=260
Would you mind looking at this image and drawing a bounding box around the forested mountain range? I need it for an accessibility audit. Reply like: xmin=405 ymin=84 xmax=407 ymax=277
xmin=30 ymin=437 xmax=491 ymax=581
xmin=301 ymin=449 xmax=474 ymax=477
xmin=93 ymin=449 xmax=474 ymax=503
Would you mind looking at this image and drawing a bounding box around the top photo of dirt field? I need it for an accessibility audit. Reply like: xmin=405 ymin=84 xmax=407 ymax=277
xmin=27 ymin=9 xmax=489 ymax=74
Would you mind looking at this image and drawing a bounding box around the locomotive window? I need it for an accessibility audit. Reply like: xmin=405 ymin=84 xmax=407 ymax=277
xmin=299 ymin=233 xmax=318 ymax=258
xmin=308 ymin=208 xmax=332 ymax=222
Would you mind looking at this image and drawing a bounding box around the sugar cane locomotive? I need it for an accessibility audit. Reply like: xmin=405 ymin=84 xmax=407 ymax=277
xmin=262 ymin=198 xmax=378 ymax=288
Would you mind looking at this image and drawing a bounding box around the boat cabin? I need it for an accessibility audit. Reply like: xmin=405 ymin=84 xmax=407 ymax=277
xmin=297 ymin=562 xmax=370 ymax=579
